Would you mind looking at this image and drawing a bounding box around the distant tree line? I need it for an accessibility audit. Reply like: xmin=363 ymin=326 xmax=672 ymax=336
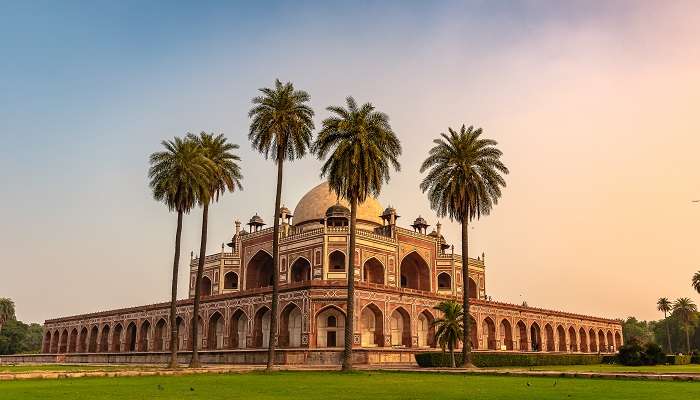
xmin=0 ymin=298 xmax=43 ymax=355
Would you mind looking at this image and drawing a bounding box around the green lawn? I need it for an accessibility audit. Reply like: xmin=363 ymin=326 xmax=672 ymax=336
xmin=499 ymin=364 xmax=700 ymax=374
xmin=0 ymin=364 xmax=153 ymax=373
xmin=0 ymin=371 xmax=698 ymax=400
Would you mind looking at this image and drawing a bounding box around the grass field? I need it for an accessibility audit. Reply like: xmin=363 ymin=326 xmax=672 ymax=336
xmin=0 ymin=364 xmax=153 ymax=373
xmin=499 ymin=364 xmax=700 ymax=374
xmin=0 ymin=371 xmax=698 ymax=400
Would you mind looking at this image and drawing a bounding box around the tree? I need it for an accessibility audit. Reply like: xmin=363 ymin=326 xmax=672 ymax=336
xmin=693 ymin=271 xmax=700 ymax=294
xmin=432 ymin=301 xmax=464 ymax=368
xmin=657 ymin=297 xmax=673 ymax=353
xmin=313 ymin=96 xmax=401 ymax=371
xmin=149 ymin=137 xmax=213 ymax=368
xmin=673 ymin=297 xmax=697 ymax=354
xmin=0 ymin=320 xmax=42 ymax=355
xmin=621 ymin=316 xmax=655 ymax=344
xmin=0 ymin=298 xmax=15 ymax=333
xmin=249 ymin=79 xmax=314 ymax=370
xmin=187 ymin=132 xmax=243 ymax=368
xmin=419 ymin=125 xmax=508 ymax=367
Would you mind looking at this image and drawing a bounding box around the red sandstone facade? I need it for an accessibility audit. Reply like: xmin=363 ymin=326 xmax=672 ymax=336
xmin=41 ymin=182 xmax=622 ymax=364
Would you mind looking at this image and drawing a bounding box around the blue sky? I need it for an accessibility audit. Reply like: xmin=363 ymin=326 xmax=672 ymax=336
xmin=1 ymin=1 xmax=699 ymax=323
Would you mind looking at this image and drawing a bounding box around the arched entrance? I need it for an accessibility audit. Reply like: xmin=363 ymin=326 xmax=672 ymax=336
xmin=290 ymin=257 xmax=311 ymax=283
xmin=390 ymin=307 xmax=411 ymax=347
xmin=43 ymin=331 xmax=52 ymax=353
xmin=361 ymin=304 xmax=384 ymax=347
xmin=588 ymin=328 xmax=598 ymax=352
xmin=578 ymin=328 xmax=588 ymax=352
xmin=280 ymin=303 xmax=303 ymax=347
xmin=208 ymin=312 xmax=224 ymax=349
xmin=568 ymin=326 xmax=578 ymax=352
xmin=614 ymin=331 xmax=622 ymax=349
xmin=363 ymin=258 xmax=385 ymax=284
xmin=328 ymin=250 xmax=346 ymax=271
xmin=246 ymin=250 xmax=274 ymax=289
xmin=530 ymin=322 xmax=542 ymax=351
xmin=483 ymin=317 xmax=497 ymax=350
xmin=88 ymin=326 xmax=98 ymax=352
xmin=99 ymin=325 xmax=110 ymax=352
xmin=400 ymin=252 xmax=430 ymax=291
xmin=79 ymin=327 xmax=88 ymax=352
xmin=223 ymin=272 xmax=238 ymax=290
xmin=175 ymin=317 xmax=186 ymax=351
xmin=556 ymin=325 xmax=566 ymax=352
xmin=200 ymin=276 xmax=212 ymax=297
xmin=516 ymin=321 xmax=528 ymax=351
xmin=606 ymin=331 xmax=614 ymax=352
xmin=544 ymin=324 xmax=555 ymax=352
xmin=417 ymin=310 xmax=435 ymax=348
xmin=154 ymin=319 xmax=167 ymax=351
xmin=253 ymin=307 xmax=271 ymax=348
xmin=138 ymin=320 xmax=151 ymax=351
xmin=467 ymin=277 xmax=478 ymax=299
xmin=499 ymin=319 xmax=513 ymax=350
xmin=229 ymin=309 xmax=248 ymax=349
xmin=68 ymin=328 xmax=78 ymax=353
xmin=125 ymin=322 xmax=137 ymax=352
xmin=50 ymin=330 xmax=59 ymax=353
xmin=111 ymin=324 xmax=123 ymax=352
xmin=58 ymin=329 xmax=68 ymax=353
xmin=437 ymin=273 xmax=451 ymax=290
xmin=316 ymin=306 xmax=345 ymax=347
xmin=468 ymin=315 xmax=478 ymax=350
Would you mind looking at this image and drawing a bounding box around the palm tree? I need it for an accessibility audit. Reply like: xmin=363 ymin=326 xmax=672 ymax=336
xmin=672 ymin=297 xmax=697 ymax=354
xmin=432 ymin=301 xmax=464 ymax=368
xmin=249 ymin=79 xmax=314 ymax=370
xmin=0 ymin=298 xmax=15 ymax=333
xmin=187 ymin=132 xmax=243 ymax=368
xmin=148 ymin=137 xmax=213 ymax=368
xmin=657 ymin=297 xmax=673 ymax=353
xmin=420 ymin=125 xmax=508 ymax=367
xmin=693 ymin=271 xmax=700 ymax=294
xmin=313 ymin=96 xmax=401 ymax=371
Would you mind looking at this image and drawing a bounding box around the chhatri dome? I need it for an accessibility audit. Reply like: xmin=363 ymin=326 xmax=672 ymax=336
xmin=293 ymin=181 xmax=384 ymax=230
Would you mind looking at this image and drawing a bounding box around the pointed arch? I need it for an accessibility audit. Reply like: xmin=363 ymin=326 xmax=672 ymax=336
xmin=246 ymin=249 xmax=274 ymax=289
xmin=362 ymin=257 xmax=385 ymax=284
xmin=598 ymin=329 xmax=606 ymax=352
xmin=614 ymin=331 xmax=622 ymax=349
xmin=200 ymin=276 xmax=212 ymax=297
xmin=316 ymin=305 xmax=345 ymax=347
xmin=68 ymin=328 xmax=78 ymax=353
xmin=578 ymin=327 xmax=588 ymax=352
xmin=606 ymin=330 xmax=614 ymax=352
xmin=207 ymin=311 xmax=225 ymax=349
xmin=125 ymin=322 xmax=137 ymax=352
xmin=417 ymin=309 xmax=436 ymax=348
xmin=568 ymin=326 xmax=578 ymax=352
xmin=280 ymin=302 xmax=303 ymax=347
xmin=483 ymin=317 xmax=497 ymax=350
xmin=360 ymin=303 xmax=384 ymax=347
xmin=59 ymin=329 xmax=68 ymax=353
xmin=467 ymin=277 xmax=478 ymax=299
xmin=389 ymin=306 xmax=412 ymax=347
xmin=328 ymin=250 xmax=346 ymax=271
xmin=544 ymin=324 xmax=555 ymax=352
xmin=516 ymin=320 xmax=528 ymax=351
xmin=290 ymin=257 xmax=311 ymax=283
xmin=399 ymin=251 xmax=430 ymax=291
xmin=499 ymin=319 xmax=513 ymax=350
xmin=50 ymin=330 xmax=59 ymax=353
xmin=223 ymin=271 xmax=239 ymax=290
xmin=78 ymin=326 xmax=88 ymax=353
xmin=43 ymin=331 xmax=52 ymax=353
xmin=437 ymin=272 xmax=452 ymax=290
xmin=229 ymin=308 xmax=249 ymax=349
xmin=556 ymin=325 xmax=566 ymax=352
xmin=468 ymin=314 xmax=478 ymax=350
xmin=111 ymin=323 xmax=123 ymax=352
xmin=175 ymin=316 xmax=186 ymax=351
xmin=99 ymin=325 xmax=110 ymax=352
xmin=588 ymin=328 xmax=598 ymax=352
xmin=530 ymin=322 xmax=542 ymax=351
xmin=253 ymin=306 xmax=271 ymax=348
xmin=138 ymin=320 xmax=151 ymax=351
xmin=154 ymin=318 xmax=167 ymax=351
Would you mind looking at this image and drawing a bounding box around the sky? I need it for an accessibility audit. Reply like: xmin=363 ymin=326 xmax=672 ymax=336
xmin=1 ymin=1 xmax=699 ymax=324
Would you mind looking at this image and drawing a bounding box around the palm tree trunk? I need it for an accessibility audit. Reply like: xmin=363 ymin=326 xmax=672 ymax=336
xmin=168 ymin=210 xmax=184 ymax=369
xmin=342 ymin=198 xmax=358 ymax=371
xmin=189 ymin=202 xmax=209 ymax=368
xmin=461 ymin=217 xmax=473 ymax=367
xmin=450 ymin=343 xmax=456 ymax=368
xmin=665 ymin=312 xmax=672 ymax=354
xmin=267 ymin=155 xmax=284 ymax=371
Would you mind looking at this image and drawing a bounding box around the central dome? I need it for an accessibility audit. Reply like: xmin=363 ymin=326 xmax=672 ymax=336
xmin=293 ymin=182 xmax=383 ymax=228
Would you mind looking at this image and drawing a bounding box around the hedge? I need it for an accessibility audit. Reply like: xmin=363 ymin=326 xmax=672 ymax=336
xmin=665 ymin=355 xmax=692 ymax=365
xmin=415 ymin=352 xmax=603 ymax=368
xmin=691 ymin=355 xmax=700 ymax=364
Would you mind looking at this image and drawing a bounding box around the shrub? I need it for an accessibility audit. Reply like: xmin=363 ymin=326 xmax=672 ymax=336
xmin=641 ymin=342 xmax=665 ymax=365
xmin=618 ymin=341 xmax=644 ymax=366
xmin=691 ymin=355 xmax=700 ymax=364
xmin=414 ymin=352 xmax=603 ymax=368
xmin=665 ymin=355 xmax=692 ymax=365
